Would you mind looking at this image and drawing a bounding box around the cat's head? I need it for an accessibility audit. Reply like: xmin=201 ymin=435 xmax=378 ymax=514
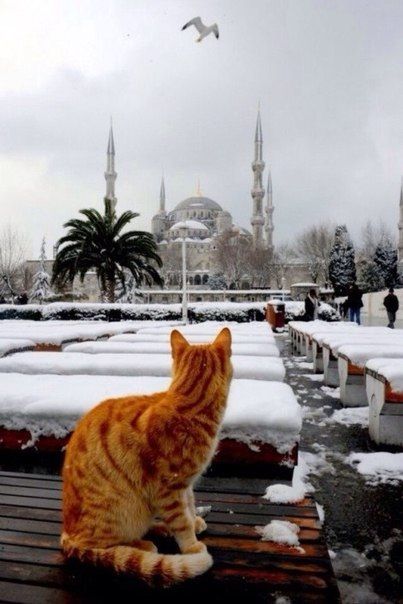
xmin=170 ymin=328 xmax=233 ymax=385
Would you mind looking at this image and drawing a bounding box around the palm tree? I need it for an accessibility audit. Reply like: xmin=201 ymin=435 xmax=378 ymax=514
xmin=52 ymin=199 xmax=163 ymax=302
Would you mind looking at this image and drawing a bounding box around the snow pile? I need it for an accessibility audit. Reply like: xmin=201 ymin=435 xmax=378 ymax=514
xmin=0 ymin=339 xmax=35 ymax=357
xmin=0 ymin=376 xmax=301 ymax=453
xmin=256 ymin=520 xmax=301 ymax=548
xmin=346 ymin=452 xmax=403 ymax=485
xmin=326 ymin=407 xmax=368 ymax=428
xmin=366 ymin=358 xmax=403 ymax=393
xmin=0 ymin=352 xmax=285 ymax=382
xmin=64 ymin=340 xmax=280 ymax=358
xmin=263 ymin=449 xmax=322 ymax=504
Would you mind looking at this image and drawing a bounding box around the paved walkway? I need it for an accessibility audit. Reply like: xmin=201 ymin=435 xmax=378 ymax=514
xmin=277 ymin=333 xmax=403 ymax=603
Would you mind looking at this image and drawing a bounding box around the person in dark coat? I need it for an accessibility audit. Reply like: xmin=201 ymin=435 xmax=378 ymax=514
xmin=383 ymin=287 xmax=399 ymax=329
xmin=304 ymin=289 xmax=319 ymax=321
xmin=347 ymin=283 xmax=363 ymax=324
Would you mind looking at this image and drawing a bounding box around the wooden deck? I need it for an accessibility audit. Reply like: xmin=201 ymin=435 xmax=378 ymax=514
xmin=0 ymin=470 xmax=340 ymax=603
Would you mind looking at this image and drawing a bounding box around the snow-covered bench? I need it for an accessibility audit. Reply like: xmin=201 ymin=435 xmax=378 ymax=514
xmin=109 ymin=332 xmax=275 ymax=344
xmin=310 ymin=326 xmax=360 ymax=373
xmin=0 ymin=339 xmax=35 ymax=358
xmin=0 ymin=321 xmax=142 ymax=350
xmin=64 ymin=340 xmax=280 ymax=357
xmin=288 ymin=320 xmax=355 ymax=358
xmin=338 ymin=345 xmax=403 ymax=406
xmin=365 ymin=359 xmax=403 ymax=447
xmin=321 ymin=330 xmax=403 ymax=387
xmin=0 ymin=352 xmax=286 ymax=382
xmin=0 ymin=375 xmax=301 ymax=477
xmin=136 ymin=321 xmax=274 ymax=336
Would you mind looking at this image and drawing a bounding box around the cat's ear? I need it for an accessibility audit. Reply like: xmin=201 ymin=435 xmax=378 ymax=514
xmin=170 ymin=330 xmax=189 ymax=357
xmin=212 ymin=328 xmax=232 ymax=355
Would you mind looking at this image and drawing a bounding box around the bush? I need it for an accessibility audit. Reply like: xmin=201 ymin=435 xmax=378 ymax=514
xmin=284 ymin=301 xmax=340 ymax=322
xmin=0 ymin=301 xmax=267 ymax=323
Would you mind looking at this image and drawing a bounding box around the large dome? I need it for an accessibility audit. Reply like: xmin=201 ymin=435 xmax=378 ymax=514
xmin=173 ymin=196 xmax=223 ymax=212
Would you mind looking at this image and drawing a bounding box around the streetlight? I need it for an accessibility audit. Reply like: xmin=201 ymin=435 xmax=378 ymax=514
xmin=179 ymin=222 xmax=189 ymax=324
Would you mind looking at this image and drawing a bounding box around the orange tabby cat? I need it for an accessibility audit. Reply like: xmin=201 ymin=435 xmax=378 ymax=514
xmin=61 ymin=328 xmax=232 ymax=584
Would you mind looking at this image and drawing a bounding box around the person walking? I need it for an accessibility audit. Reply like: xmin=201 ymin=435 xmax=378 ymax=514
xmin=383 ymin=287 xmax=399 ymax=329
xmin=347 ymin=283 xmax=363 ymax=324
xmin=304 ymin=289 xmax=319 ymax=321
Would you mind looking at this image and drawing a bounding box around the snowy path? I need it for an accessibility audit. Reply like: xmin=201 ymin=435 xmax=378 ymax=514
xmin=278 ymin=333 xmax=403 ymax=604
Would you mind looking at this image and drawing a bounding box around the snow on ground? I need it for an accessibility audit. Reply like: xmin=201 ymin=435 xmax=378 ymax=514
xmin=294 ymin=361 xmax=313 ymax=370
xmin=326 ymin=407 xmax=368 ymax=428
xmin=64 ymin=340 xmax=280 ymax=357
xmin=346 ymin=452 xmax=403 ymax=486
xmin=302 ymin=374 xmax=323 ymax=381
xmin=0 ymin=352 xmax=285 ymax=382
xmin=320 ymin=386 xmax=340 ymax=399
xmin=365 ymin=358 xmax=403 ymax=393
xmin=0 ymin=339 xmax=35 ymax=357
xmin=0 ymin=375 xmax=301 ymax=453
xmin=256 ymin=520 xmax=302 ymax=548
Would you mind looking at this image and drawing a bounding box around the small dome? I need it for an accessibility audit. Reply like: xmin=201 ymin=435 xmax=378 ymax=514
xmin=173 ymin=196 xmax=223 ymax=212
xmin=170 ymin=220 xmax=208 ymax=231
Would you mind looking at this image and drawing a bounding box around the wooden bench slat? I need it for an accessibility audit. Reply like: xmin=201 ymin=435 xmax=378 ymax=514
xmin=0 ymin=579 xmax=83 ymax=604
xmin=0 ymin=476 xmax=315 ymax=506
xmin=0 ymin=470 xmax=61 ymax=482
xmin=0 ymin=517 xmax=61 ymax=535
xmin=0 ymin=485 xmax=318 ymax=518
xmin=0 ymin=505 xmax=61 ymax=522
xmin=0 ymin=476 xmax=62 ymax=491
xmin=0 ymin=495 xmax=61 ymax=510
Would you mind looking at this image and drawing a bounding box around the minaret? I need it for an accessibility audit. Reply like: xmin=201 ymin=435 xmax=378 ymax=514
xmin=265 ymin=170 xmax=274 ymax=254
xmin=398 ymin=177 xmax=403 ymax=271
xmin=250 ymin=109 xmax=265 ymax=247
xmin=159 ymin=176 xmax=166 ymax=214
xmin=105 ymin=121 xmax=117 ymax=209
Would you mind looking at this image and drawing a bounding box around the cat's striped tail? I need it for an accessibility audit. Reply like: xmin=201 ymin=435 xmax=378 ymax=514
xmin=61 ymin=533 xmax=213 ymax=585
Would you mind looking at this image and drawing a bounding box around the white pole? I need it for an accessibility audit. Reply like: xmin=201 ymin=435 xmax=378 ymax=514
xmin=182 ymin=229 xmax=188 ymax=324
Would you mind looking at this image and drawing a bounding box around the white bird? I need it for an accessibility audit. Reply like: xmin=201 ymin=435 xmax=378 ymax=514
xmin=181 ymin=17 xmax=219 ymax=42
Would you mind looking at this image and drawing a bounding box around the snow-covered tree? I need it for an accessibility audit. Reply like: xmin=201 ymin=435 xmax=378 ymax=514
xmin=360 ymin=259 xmax=384 ymax=292
xmin=207 ymin=273 xmax=227 ymax=290
xmin=116 ymin=273 xmax=143 ymax=303
xmin=328 ymin=225 xmax=356 ymax=296
xmin=30 ymin=238 xmax=53 ymax=304
xmin=373 ymin=241 xmax=399 ymax=288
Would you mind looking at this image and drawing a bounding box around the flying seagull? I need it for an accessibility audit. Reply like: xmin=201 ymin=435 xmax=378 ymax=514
xmin=181 ymin=17 xmax=219 ymax=42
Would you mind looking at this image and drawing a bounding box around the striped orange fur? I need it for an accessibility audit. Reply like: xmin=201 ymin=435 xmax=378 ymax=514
xmin=61 ymin=328 xmax=232 ymax=584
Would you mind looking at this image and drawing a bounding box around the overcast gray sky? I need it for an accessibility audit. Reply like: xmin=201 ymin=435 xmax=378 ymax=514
xmin=1 ymin=0 xmax=403 ymax=257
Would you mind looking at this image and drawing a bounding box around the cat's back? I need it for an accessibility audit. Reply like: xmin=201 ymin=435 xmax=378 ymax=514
xmin=64 ymin=390 xmax=167 ymax=466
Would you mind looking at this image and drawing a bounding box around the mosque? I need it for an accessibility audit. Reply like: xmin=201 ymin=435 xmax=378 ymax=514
xmin=150 ymin=109 xmax=274 ymax=287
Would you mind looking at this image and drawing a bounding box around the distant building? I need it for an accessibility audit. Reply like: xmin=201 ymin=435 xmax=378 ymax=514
xmin=151 ymin=109 xmax=276 ymax=287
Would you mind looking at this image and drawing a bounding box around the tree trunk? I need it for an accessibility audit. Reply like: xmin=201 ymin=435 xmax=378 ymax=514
xmin=106 ymin=279 xmax=115 ymax=303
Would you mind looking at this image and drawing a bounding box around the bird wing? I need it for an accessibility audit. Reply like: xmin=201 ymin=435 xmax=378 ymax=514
xmin=213 ymin=24 xmax=219 ymax=39
xmin=182 ymin=16 xmax=205 ymax=33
